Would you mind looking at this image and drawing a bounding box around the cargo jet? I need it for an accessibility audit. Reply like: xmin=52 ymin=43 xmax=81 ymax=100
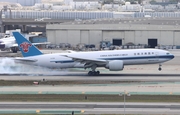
xmin=13 ymin=32 xmax=174 ymax=76
xmin=0 ymin=34 xmax=49 ymax=53
xmin=0 ymin=36 xmax=19 ymax=53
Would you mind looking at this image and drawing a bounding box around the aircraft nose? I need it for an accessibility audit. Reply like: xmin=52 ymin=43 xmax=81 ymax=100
xmin=168 ymin=53 xmax=174 ymax=59
xmin=0 ymin=41 xmax=5 ymax=49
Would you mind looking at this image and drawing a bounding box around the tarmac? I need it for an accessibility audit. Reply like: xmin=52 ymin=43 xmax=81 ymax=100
xmin=1 ymin=102 xmax=180 ymax=114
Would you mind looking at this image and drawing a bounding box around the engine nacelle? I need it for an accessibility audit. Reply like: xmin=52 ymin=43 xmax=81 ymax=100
xmin=106 ymin=60 xmax=124 ymax=71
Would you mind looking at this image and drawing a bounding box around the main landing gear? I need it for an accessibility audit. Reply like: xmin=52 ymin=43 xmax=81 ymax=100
xmin=158 ymin=64 xmax=162 ymax=71
xmin=88 ymin=71 xmax=100 ymax=76
xmin=11 ymin=47 xmax=18 ymax=53
xmin=87 ymin=64 xmax=100 ymax=76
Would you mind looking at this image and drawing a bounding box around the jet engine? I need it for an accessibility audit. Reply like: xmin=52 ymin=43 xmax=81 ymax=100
xmin=105 ymin=60 xmax=124 ymax=71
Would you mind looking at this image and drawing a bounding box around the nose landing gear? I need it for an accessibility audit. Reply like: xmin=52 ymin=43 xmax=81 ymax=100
xmin=158 ymin=64 xmax=162 ymax=71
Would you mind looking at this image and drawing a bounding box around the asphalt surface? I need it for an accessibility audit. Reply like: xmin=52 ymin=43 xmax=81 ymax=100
xmin=0 ymin=49 xmax=179 ymax=82
xmin=1 ymin=102 xmax=180 ymax=114
xmin=1 ymin=102 xmax=180 ymax=109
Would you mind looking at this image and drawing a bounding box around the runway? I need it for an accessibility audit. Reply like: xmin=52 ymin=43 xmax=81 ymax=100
xmin=1 ymin=102 xmax=180 ymax=114
xmin=0 ymin=50 xmax=179 ymax=77
xmin=1 ymin=74 xmax=180 ymax=82
xmin=1 ymin=102 xmax=180 ymax=109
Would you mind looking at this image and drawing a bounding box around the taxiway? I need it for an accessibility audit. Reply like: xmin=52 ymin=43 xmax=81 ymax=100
xmin=1 ymin=102 xmax=180 ymax=114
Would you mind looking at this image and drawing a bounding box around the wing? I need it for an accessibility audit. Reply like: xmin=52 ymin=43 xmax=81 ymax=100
xmin=63 ymin=55 xmax=107 ymax=68
xmin=66 ymin=50 xmax=77 ymax=53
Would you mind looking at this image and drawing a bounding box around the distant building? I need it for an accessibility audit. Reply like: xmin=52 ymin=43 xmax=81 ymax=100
xmin=0 ymin=0 xmax=41 ymax=6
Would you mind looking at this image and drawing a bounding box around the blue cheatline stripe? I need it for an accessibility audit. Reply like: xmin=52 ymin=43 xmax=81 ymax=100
xmin=50 ymin=55 xmax=174 ymax=63
xmin=99 ymin=55 xmax=174 ymax=60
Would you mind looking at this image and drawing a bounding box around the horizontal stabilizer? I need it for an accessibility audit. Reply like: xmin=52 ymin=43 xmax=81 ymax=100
xmin=32 ymin=42 xmax=51 ymax=45
xmin=12 ymin=42 xmax=50 ymax=48
xmin=14 ymin=58 xmax=37 ymax=62
xmin=66 ymin=50 xmax=76 ymax=53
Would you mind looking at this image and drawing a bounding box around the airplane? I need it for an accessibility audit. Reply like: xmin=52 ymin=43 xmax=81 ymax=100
xmin=12 ymin=32 xmax=174 ymax=76
xmin=0 ymin=34 xmax=49 ymax=53
xmin=0 ymin=34 xmax=20 ymax=53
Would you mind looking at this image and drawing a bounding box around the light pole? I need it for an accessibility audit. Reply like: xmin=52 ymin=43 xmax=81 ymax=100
xmin=119 ymin=90 xmax=131 ymax=115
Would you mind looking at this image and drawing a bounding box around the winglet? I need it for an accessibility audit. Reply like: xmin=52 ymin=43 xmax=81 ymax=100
xmin=12 ymin=32 xmax=43 ymax=57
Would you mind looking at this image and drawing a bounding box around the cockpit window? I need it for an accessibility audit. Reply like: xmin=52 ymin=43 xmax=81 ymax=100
xmin=166 ymin=52 xmax=170 ymax=55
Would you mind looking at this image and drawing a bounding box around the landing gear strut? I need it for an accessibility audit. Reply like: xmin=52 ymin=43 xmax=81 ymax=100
xmin=158 ymin=64 xmax=162 ymax=71
xmin=11 ymin=47 xmax=18 ymax=53
xmin=87 ymin=65 xmax=100 ymax=76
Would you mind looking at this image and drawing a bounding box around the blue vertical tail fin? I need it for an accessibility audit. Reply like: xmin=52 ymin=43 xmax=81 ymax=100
xmin=12 ymin=32 xmax=43 ymax=57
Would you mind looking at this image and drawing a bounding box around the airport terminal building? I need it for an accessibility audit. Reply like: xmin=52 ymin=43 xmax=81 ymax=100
xmin=46 ymin=18 xmax=180 ymax=48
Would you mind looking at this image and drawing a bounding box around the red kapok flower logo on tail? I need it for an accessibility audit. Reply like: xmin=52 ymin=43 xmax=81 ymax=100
xmin=20 ymin=42 xmax=32 ymax=53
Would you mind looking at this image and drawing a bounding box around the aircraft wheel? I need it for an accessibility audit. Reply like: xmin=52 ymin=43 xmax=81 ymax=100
xmin=158 ymin=68 xmax=162 ymax=71
xmin=11 ymin=47 xmax=18 ymax=53
xmin=88 ymin=71 xmax=93 ymax=76
xmin=96 ymin=71 xmax=100 ymax=75
xmin=88 ymin=71 xmax=100 ymax=76
xmin=12 ymin=50 xmax=17 ymax=53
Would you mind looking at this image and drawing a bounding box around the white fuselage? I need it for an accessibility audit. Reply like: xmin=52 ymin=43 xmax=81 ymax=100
xmin=16 ymin=49 xmax=174 ymax=69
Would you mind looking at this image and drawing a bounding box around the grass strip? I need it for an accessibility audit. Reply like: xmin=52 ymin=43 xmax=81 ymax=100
xmin=0 ymin=94 xmax=180 ymax=102
xmin=0 ymin=80 xmax=139 ymax=86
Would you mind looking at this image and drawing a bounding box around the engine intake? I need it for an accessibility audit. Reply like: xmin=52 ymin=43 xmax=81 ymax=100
xmin=106 ymin=60 xmax=124 ymax=71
